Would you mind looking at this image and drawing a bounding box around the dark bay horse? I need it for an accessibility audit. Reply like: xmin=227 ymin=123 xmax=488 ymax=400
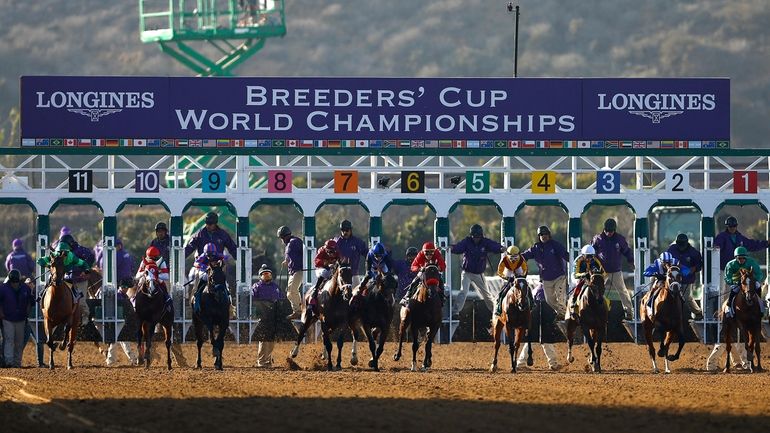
xmin=192 ymin=259 xmax=230 ymax=370
xmin=134 ymin=272 xmax=174 ymax=370
xmin=290 ymin=264 xmax=355 ymax=371
xmin=351 ymin=270 xmax=396 ymax=371
xmin=566 ymin=270 xmax=608 ymax=373
xmin=41 ymin=253 xmax=80 ymax=370
xmin=490 ymin=276 xmax=532 ymax=373
xmin=640 ymin=265 xmax=686 ymax=374
xmin=722 ymin=268 xmax=763 ymax=373
xmin=393 ymin=264 xmax=443 ymax=371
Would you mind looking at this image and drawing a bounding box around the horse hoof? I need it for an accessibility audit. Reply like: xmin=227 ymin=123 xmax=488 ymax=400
xmin=393 ymin=353 xmax=401 ymax=362
xmin=664 ymin=369 xmax=671 ymax=374
xmin=290 ymin=345 xmax=299 ymax=358
xmin=410 ymin=363 xmax=417 ymax=372
xmin=327 ymin=365 xmax=335 ymax=372
xmin=657 ymin=349 xmax=666 ymax=358
xmin=526 ymin=357 xmax=533 ymax=367
xmin=511 ymin=367 xmax=516 ymax=374
xmin=215 ymin=365 xmax=223 ymax=371
xmin=666 ymin=355 xmax=679 ymax=362
xmin=335 ymin=365 xmax=342 ymax=371
xmin=490 ymin=363 xmax=497 ymax=373
xmin=722 ymin=368 xmax=730 ymax=374
xmin=350 ymin=356 xmax=358 ymax=366
xmin=652 ymin=368 xmax=659 ymax=374
xmin=368 ymin=359 xmax=376 ymax=368
xmin=567 ymin=355 xmax=575 ymax=364
xmin=420 ymin=365 xmax=429 ymax=372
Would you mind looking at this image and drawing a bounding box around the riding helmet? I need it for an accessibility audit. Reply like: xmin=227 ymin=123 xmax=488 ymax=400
xmin=422 ymin=242 xmax=436 ymax=252
xmin=155 ymin=222 xmax=168 ymax=231
xmin=603 ymin=218 xmax=617 ymax=232
xmin=580 ymin=245 xmax=596 ymax=256
xmin=276 ymin=225 xmax=291 ymax=238
xmin=340 ymin=220 xmax=353 ymax=231
xmin=372 ymin=243 xmax=385 ymax=256
xmin=659 ymin=251 xmax=674 ymax=263
xmin=205 ymin=212 xmax=218 ymax=225
xmin=324 ymin=239 xmax=338 ymax=251
xmin=405 ymin=247 xmax=419 ymax=258
xmin=734 ymin=246 xmax=748 ymax=257
xmin=146 ymin=246 xmax=161 ymax=260
xmin=469 ymin=224 xmax=483 ymax=237
xmin=725 ymin=216 xmax=738 ymax=227
xmin=59 ymin=234 xmax=76 ymax=248
xmin=506 ymin=245 xmax=520 ymax=256
xmin=204 ymin=243 xmax=218 ymax=255
xmin=537 ymin=225 xmax=550 ymax=236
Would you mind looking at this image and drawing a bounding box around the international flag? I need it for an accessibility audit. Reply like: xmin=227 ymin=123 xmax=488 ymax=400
xmin=21 ymin=138 xmax=35 ymax=147
xmin=398 ymin=140 xmax=411 ymax=148
xmin=189 ymin=139 xmax=202 ymax=147
xmin=35 ymin=138 xmax=49 ymax=146
xmin=438 ymin=140 xmax=452 ymax=148
xmin=425 ymin=140 xmax=439 ymax=148
xmin=605 ymin=141 xmax=619 ymax=148
xmin=674 ymin=141 xmax=688 ymax=148
xmin=134 ymin=139 xmax=147 ymax=147
xmin=299 ymin=140 xmax=313 ymax=148
xmin=591 ymin=141 xmax=604 ymax=148
xmin=106 ymin=139 xmax=119 ymax=147
xmin=202 ymin=139 xmax=216 ymax=147
xmin=467 ymin=140 xmax=480 ymax=148
xmin=271 ymin=140 xmax=285 ymax=147
xmin=49 ymin=138 xmax=63 ymax=146
xmin=327 ymin=140 xmax=341 ymax=148
xmin=660 ymin=141 xmax=674 ymax=149
xmin=287 ymin=140 xmax=298 ymax=147
xmin=717 ymin=141 xmax=729 ymax=148
xmin=384 ymin=140 xmax=396 ymax=148
xmin=92 ymin=139 xmax=104 ymax=146
xmin=411 ymin=140 xmax=425 ymax=148
xmin=688 ymin=141 xmax=702 ymax=149
xmin=703 ymin=141 xmax=716 ymax=148
xmin=161 ymin=139 xmax=174 ymax=147
xmin=632 ymin=141 xmax=646 ymax=148
xmin=119 ymin=139 xmax=133 ymax=146
xmin=78 ymin=139 xmax=92 ymax=147
xmin=508 ymin=140 xmax=521 ymax=148
xmin=355 ymin=140 xmax=369 ymax=148
xmin=64 ymin=139 xmax=77 ymax=146
xmin=647 ymin=141 xmax=660 ymax=148
xmin=480 ymin=140 xmax=494 ymax=148
xmin=216 ymin=139 xmax=231 ymax=147
xmin=577 ymin=141 xmax=590 ymax=148
xmin=175 ymin=139 xmax=188 ymax=147
xmin=147 ymin=139 xmax=161 ymax=147
xmin=620 ymin=141 xmax=633 ymax=148
xmin=369 ymin=140 xmax=383 ymax=148
xmin=257 ymin=140 xmax=272 ymax=147
xmin=232 ymin=139 xmax=244 ymax=147
xmin=313 ymin=140 xmax=327 ymax=147
xmin=493 ymin=140 xmax=506 ymax=148
xmin=536 ymin=141 xmax=548 ymax=148
xmin=453 ymin=140 xmax=466 ymax=148
xmin=563 ymin=141 xmax=575 ymax=148
xmin=549 ymin=141 xmax=564 ymax=148
xmin=522 ymin=141 xmax=536 ymax=148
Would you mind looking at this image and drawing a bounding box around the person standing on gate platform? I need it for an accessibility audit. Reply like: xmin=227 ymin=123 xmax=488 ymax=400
xmin=591 ymin=218 xmax=635 ymax=321
xmin=0 ymin=270 xmax=34 ymax=367
xmin=450 ymin=224 xmax=505 ymax=317
xmin=334 ymin=220 xmax=367 ymax=284
xmin=100 ymin=239 xmax=135 ymax=289
xmin=393 ymin=247 xmax=419 ymax=300
xmin=151 ymin=222 xmax=171 ymax=265
xmin=184 ymin=212 xmax=238 ymax=262
xmin=522 ymin=225 xmax=570 ymax=321
xmin=713 ymin=216 xmax=769 ymax=277
xmin=5 ymin=238 xmax=35 ymax=279
xmin=277 ymin=226 xmax=304 ymax=320
xmin=666 ymin=233 xmax=704 ymax=320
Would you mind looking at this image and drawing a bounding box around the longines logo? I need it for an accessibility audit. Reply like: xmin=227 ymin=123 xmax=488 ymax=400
xmin=36 ymin=91 xmax=155 ymax=122
xmin=597 ymin=92 xmax=715 ymax=124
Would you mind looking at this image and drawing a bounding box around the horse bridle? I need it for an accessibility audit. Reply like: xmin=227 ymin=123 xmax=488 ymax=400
xmin=336 ymin=266 xmax=353 ymax=296
xmin=513 ymin=277 xmax=528 ymax=307
xmin=666 ymin=266 xmax=682 ymax=294
xmin=740 ymin=271 xmax=757 ymax=306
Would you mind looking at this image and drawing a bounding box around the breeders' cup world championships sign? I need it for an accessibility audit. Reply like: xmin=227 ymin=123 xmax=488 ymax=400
xmin=20 ymin=76 xmax=730 ymax=150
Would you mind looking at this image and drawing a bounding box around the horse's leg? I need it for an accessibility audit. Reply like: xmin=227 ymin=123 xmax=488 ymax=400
xmin=164 ymin=320 xmax=173 ymax=371
xmin=363 ymin=325 xmax=378 ymax=370
xmin=375 ymin=323 xmax=388 ymax=371
xmin=349 ymin=324 xmax=359 ymax=367
xmin=322 ymin=324 xmax=334 ymax=371
xmin=291 ymin=315 xmax=315 ymax=358
xmin=723 ymin=321 xmax=732 ymax=374
xmin=745 ymin=327 xmax=755 ymax=373
xmin=581 ymin=325 xmax=596 ymax=372
xmin=194 ymin=316 xmax=203 ymax=369
xmin=393 ymin=310 xmax=409 ymax=362
xmin=58 ymin=323 xmax=70 ymax=351
xmin=410 ymin=325 xmax=419 ymax=372
xmin=214 ymin=320 xmax=227 ymax=371
xmin=566 ymin=319 xmax=577 ymax=364
xmin=661 ymin=332 xmax=674 ymax=374
xmin=335 ymin=331 xmax=344 ymax=371
xmin=423 ymin=325 xmax=437 ymax=371
xmin=594 ymin=328 xmax=603 ymax=373
xmin=44 ymin=320 xmax=55 ymax=370
xmin=490 ymin=317 xmax=501 ymax=373
xmin=643 ymin=320 xmax=658 ymax=373
xmin=144 ymin=322 xmax=154 ymax=369
xmin=66 ymin=319 xmax=78 ymax=370
xmin=511 ymin=326 xmax=524 ymax=374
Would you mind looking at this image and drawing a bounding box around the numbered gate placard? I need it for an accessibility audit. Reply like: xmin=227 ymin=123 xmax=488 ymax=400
xmin=334 ymin=170 xmax=358 ymax=193
xmin=466 ymin=171 xmax=490 ymax=194
xmin=733 ymin=171 xmax=758 ymax=194
xmin=531 ymin=171 xmax=556 ymax=194
xmin=202 ymin=170 xmax=227 ymax=193
xmin=665 ymin=172 xmax=689 ymax=192
xmin=268 ymin=170 xmax=293 ymax=193
xmin=68 ymin=170 xmax=93 ymax=193
xmin=135 ymin=170 xmax=160 ymax=193
xmin=401 ymin=171 xmax=425 ymax=193
xmin=596 ymin=171 xmax=620 ymax=194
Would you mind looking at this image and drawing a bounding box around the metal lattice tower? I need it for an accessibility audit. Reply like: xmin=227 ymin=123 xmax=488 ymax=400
xmin=139 ymin=0 xmax=286 ymax=76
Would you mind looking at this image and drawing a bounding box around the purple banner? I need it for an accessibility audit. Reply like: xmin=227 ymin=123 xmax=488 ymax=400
xmin=21 ymin=76 xmax=729 ymax=141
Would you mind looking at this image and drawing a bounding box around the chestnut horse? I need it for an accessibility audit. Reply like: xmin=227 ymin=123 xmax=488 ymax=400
xmin=134 ymin=271 xmax=174 ymax=370
xmin=490 ymin=276 xmax=532 ymax=373
xmin=721 ymin=268 xmax=763 ymax=373
xmin=640 ymin=265 xmax=686 ymax=374
xmin=566 ymin=269 xmax=608 ymax=373
xmin=290 ymin=264 xmax=356 ymax=371
xmin=40 ymin=252 xmax=80 ymax=370
xmin=393 ymin=265 xmax=443 ymax=371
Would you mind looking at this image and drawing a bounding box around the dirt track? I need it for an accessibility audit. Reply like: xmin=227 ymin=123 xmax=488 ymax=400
xmin=1 ymin=341 xmax=769 ymax=433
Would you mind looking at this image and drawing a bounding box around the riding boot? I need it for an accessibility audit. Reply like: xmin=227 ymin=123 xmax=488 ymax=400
xmin=495 ymin=282 xmax=511 ymax=316
xmin=308 ymin=277 xmax=325 ymax=313
xmin=726 ymin=289 xmax=738 ymax=318
xmin=438 ymin=278 xmax=446 ymax=304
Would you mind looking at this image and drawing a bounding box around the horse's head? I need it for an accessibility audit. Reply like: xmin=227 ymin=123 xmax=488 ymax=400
xmin=422 ymin=265 xmax=441 ymax=289
xmin=587 ymin=267 xmax=606 ymax=301
xmin=739 ymin=267 xmax=757 ymax=305
xmin=207 ymin=259 xmax=227 ymax=293
xmin=512 ymin=277 xmax=529 ymax=307
xmin=335 ymin=264 xmax=354 ymax=298
xmin=48 ymin=252 xmax=66 ymax=284
xmin=666 ymin=265 xmax=682 ymax=295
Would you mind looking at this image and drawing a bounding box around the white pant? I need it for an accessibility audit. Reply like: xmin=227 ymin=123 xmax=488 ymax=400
xmin=541 ymin=275 xmax=568 ymax=318
xmin=106 ymin=342 xmax=137 ymax=365
xmin=257 ymin=341 xmax=275 ymax=366
xmin=2 ymin=319 xmax=25 ymax=367
xmin=706 ymin=343 xmax=748 ymax=370
xmin=286 ymin=271 xmax=303 ymax=314
xmin=517 ymin=343 xmax=559 ymax=369
xmin=605 ymin=271 xmax=633 ymax=313
xmin=455 ymin=271 xmax=496 ymax=314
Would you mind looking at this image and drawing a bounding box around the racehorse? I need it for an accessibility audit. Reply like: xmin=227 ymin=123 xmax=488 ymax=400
xmin=490 ymin=276 xmax=532 ymax=373
xmin=40 ymin=252 xmax=80 ymax=370
xmin=134 ymin=271 xmax=174 ymax=370
xmin=393 ymin=264 xmax=443 ymax=371
xmin=640 ymin=264 xmax=686 ymax=374
xmin=566 ymin=268 xmax=608 ymax=373
xmin=192 ymin=258 xmax=230 ymax=370
xmin=721 ymin=268 xmax=763 ymax=373
xmin=351 ymin=270 xmax=396 ymax=371
xmin=290 ymin=264 xmax=355 ymax=371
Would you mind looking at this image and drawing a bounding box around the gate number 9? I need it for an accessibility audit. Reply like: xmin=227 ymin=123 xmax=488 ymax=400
xmin=203 ymin=170 xmax=227 ymax=193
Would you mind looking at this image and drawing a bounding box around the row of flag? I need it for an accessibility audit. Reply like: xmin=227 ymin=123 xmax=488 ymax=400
xmin=22 ymin=138 xmax=730 ymax=149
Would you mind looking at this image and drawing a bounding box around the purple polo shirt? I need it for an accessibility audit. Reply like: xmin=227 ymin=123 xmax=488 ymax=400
xmin=252 ymin=280 xmax=284 ymax=302
xmin=334 ymin=234 xmax=368 ymax=275
xmin=713 ymin=230 xmax=768 ymax=270
xmin=522 ymin=239 xmax=569 ymax=281
xmin=450 ymin=236 xmax=505 ymax=274
xmin=666 ymin=243 xmax=703 ymax=285
xmin=5 ymin=248 xmax=35 ymax=278
xmin=184 ymin=226 xmax=238 ymax=260
xmin=283 ymin=236 xmax=304 ymax=274
xmin=0 ymin=282 xmax=34 ymax=322
xmin=591 ymin=232 xmax=634 ymax=273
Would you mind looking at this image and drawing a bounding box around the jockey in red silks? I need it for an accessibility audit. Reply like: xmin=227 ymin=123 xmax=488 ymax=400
xmin=399 ymin=241 xmax=447 ymax=307
xmin=136 ymin=246 xmax=172 ymax=308
xmin=306 ymin=239 xmax=340 ymax=312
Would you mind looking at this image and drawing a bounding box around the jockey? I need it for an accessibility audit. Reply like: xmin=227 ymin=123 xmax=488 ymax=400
xmin=643 ymin=251 xmax=690 ymax=310
xmin=189 ymin=243 xmax=225 ymax=310
xmin=567 ymin=245 xmax=606 ymax=320
xmin=36 ymin=242 xmax=90 ymax=303
xmin=723 ymin=246 xmax=765 ymax=318
xmin=353 ymin=243 xmax=397 ymax=305
xmin=494 ymin=245 xmax=529 ymax=317
xmin=136 ymin=246 xmax=172 ymax=308
xmin=399 ymin=242 xmax=447 ymax=307
xmin=306 ymin=239 xmax=340 ymax=312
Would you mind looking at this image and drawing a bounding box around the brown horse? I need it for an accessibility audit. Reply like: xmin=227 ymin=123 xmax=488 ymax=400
xmin=134 ymin=272 xmax=174 ymax=370
xmin=721 ymin=268 xmax=763 ymax=373
xmin=290 ymin=264 xmax=355 ymax=371
xmin=351 ymin=270 xmax=396 ymax=371
xmin=490 ymin=276 xmax=532 ymax=373
xmin=192 ymin=259 xmax=230 ymax=370
xmin=393 ymin=264 xmax=443 ymax=371
xmin=566 ymin=270 xmax=608 ymax=373
xmin=40 ymin=252 xmax=80 ymax=370
xmin=640 ymin=265 xmax=686 ymax=374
